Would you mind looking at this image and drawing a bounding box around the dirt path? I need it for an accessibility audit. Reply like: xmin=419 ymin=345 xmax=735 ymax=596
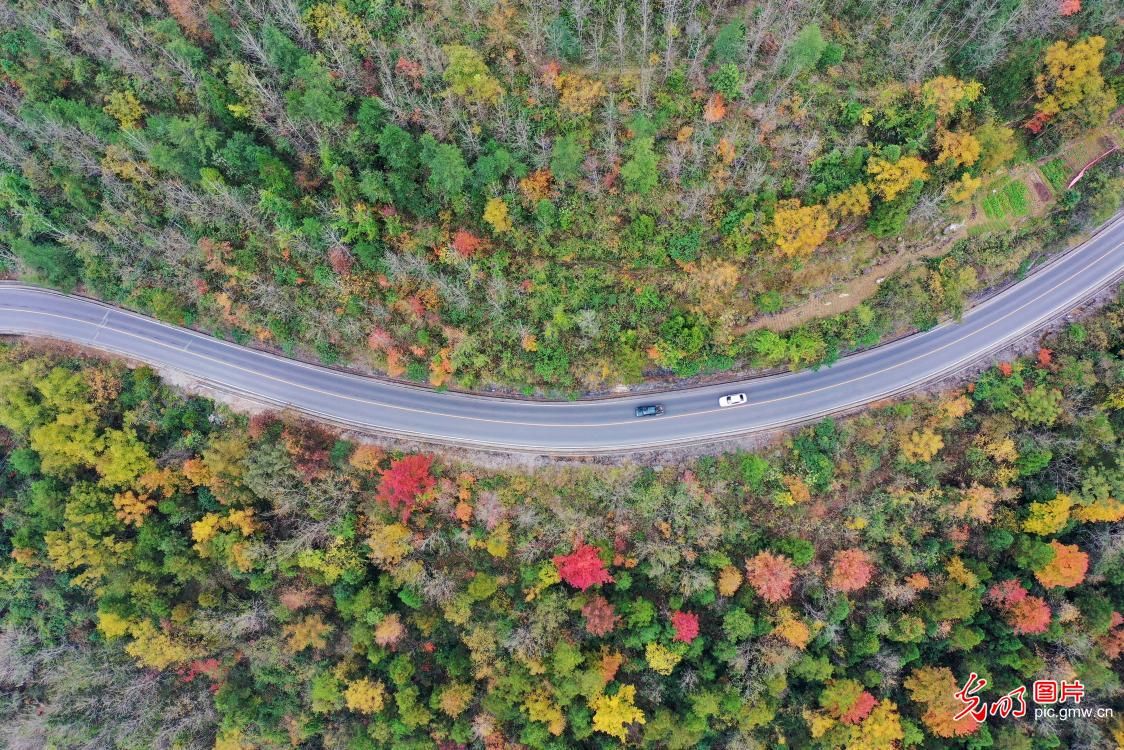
xmin=744 ymin=125 xmax=1121 ymax=333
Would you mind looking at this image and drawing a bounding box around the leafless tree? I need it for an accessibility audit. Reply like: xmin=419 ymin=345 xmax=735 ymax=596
xmin=570 ymin=0 xmax=591 ymax=55
xmin=660 ymin=0 xmax=681 ymax=78
xmin=908 ymin=191 xmax=945 ymax=230
xmin=613 ymin=5 xmax=628 ymax=72
xmin=587 ymin=18 xmax=606 ymax=71
xmin=878 ymin=0 xmax=950 ymax=83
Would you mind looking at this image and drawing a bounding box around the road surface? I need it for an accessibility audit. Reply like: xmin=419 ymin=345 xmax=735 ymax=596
xmin=2 ymin=214 xmax=1123 ymax=453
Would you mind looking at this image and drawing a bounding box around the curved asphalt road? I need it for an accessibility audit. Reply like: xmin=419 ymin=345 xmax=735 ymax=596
xmin=2 ymin=214 xmax=1123 ymax=453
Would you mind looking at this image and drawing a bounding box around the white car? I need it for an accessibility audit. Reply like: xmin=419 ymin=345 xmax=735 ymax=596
xmin=718 ymin=392 xmax=747 ymax=407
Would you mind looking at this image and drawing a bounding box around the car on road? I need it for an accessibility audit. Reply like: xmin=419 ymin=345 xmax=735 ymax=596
xmin=634 ymin=404 xmax=665 ymax=417
xmin=718 ymin=392 xmax=748 ymax=407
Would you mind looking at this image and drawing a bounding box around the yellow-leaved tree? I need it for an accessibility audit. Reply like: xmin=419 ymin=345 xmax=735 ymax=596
xmin=524 ymin=689 xmax=567 ymax=735
xmin=442 ymin=45 xmax=504 ymax=104
xmin=483 ymin=197 xmax=512 ymax=233
xmin=283 ymin=614 xmax=333 ymax=652
xmin=1035 ymin=36 xmax=1116 ymax=130
xmin=344 ymin=678 xmax=387 ymax=713
xmin=826 ymin=183 xmax=871 ymax=219
xmin=590 ymin=684 xmax=645 ymax=740
xmin=935 ymin=130 xmax=981 ymax=168
xmin=921 ymin=76 xmax=983 ymax=118
xmin=904 ymin=666 xmax=981 ymax=738
xmin=901 ymin=429 xmax=944 ymax=462
xmin=867 ymin=156 xmax=929 ymax=201
xmin=1023 ymin=494 xmax=1073 ymax=535
xmin=772 ymin=200 xmax=834 ymax=257
xmin=947 ymin=173 xmax=982 ymax=202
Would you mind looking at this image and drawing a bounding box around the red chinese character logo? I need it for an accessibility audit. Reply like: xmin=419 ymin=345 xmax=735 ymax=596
xmin=989 ymin=685 xmax=1027 ymax=718
xmin=1033 ymin=680 xmax=1058 ymax=704
xmin=1059 ymin=680 xmax=1084 ymax=704
xmin=954 ymin=673 xmax=989 ymax=722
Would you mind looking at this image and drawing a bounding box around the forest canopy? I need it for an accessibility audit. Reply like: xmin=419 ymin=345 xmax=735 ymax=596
xmin=0 ymin=0 xmax=1121 ymax=391
xmin=3 ymin=289 xmax=1124 ymax=748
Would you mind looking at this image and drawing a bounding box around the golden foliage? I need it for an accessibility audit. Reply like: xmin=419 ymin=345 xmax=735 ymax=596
xmin=717 ymin=565 xmax=743 ymax=596
xmin=716 ymin=137 xmax=736 ymax=164
xmin=772 ymin=200 xmax=834 ymax=257
xmin=940 ymin=395 xmax=973 ymax=422
xmin=438 ymin=682 xmax=475 ymax=718
xmin=921 ymin=76 xmax=983 ymax=118
xmin=945 ymin=556 xmax=978 ymax=588
xmin=851 ymin=699 xmax=905 ymax=749
xmin=104 ymin=91 xmax=145 ymax=130
xmin=774 ymin=607 xmax=811 ymax=649
xmin=348 ymin=444 xmax=385 ymax=472
xmin=590 ymin=684 xmax=645 ymax=740
xmin=645 ymin=642 xmax=683 ymax=675
xmin=113 ymin=491 xmax=156 ymax=527
xmin=483 ymin=197 xmax=512 ymax=233
xmin=123 ymin=619 xmax=197 ymax=670
xmin=303 ymin=3 xmax=371 ymax=48
xmin=1023 ymin=494 xmax=1072 ymax=535
xmin=283 ymin=614 xmax=333 ymax=652
xmin=804 ymin=709 xmax=836 ymax=739
xmin=1034 ymin=541 xmax=1088 ymax=589
xmin=344 ymin=677 xmax=387 ymax=714
xmin=826 ymin=183 xmax=871 ymax=218
xmin=901 ymin=429 xmax=944 ymax=462
xmin=519 ymin=169 xmax=553 ymax=202
xmin=975 ymin=123 xmax=1017 ymax=171
xmin=936 ymin=130 xmax=981 ymax=168
xmin=1035 ymin=36 xmax=1115 ymax=124
xmin=525 ymin=689 xmax=567 ymax=735
xmin=442 ymin=45 xmax=504 ymax=104
xmin=553 ymin=73 xmax=606 ymax=115
xmin=1072 ymin=497 xmax=1124 ymax=523
xmin=97 ymin=611 xmax=131 ymax=639
xmin=904 ymin=666 xmax=981 ymax=738
xmin=44 ymin=527 xmax=133 ymax=588
xmin=947 ymin=172 xmax=982 ymax=202
xmin=867 ymin=156 xmax=929 ymax=201
xmin=368 ymin=521 xmax=413 ymax=567
xmin=953 ymin=484 xmax=997 ymax=523
xmin=374 ymin=612 xmax=407 ymax=647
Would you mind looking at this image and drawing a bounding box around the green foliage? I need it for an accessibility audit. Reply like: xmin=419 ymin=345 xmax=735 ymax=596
xmin=788 ymin=25 xmax=827 ymax=74
xmin=711 ymin=21 xmax=745 ymax=65
xmin=0 ymin=0 xmax=1116 ymax=416
xmin=10 ymin=238 xmax=82 ymax=290
xmin=550 ymin=135 xmax=585 ymax=185
xmin=621 ymin=137 xmax=659 ymax=195
xmin=1041 ymin=158 xmax=1068 ymax=193
xmin=2 ymin=297 xmax=1124 ymax=747
xmin=709 ymin=64 xmax=744 ymax=99
xmin=981 ymin=180 xmax=1031 ymax=221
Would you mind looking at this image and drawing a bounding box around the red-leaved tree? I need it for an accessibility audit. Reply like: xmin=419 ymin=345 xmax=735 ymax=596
xmin=377 ymin=455 xmax=436 ymax=522
xmin=829 ymin=549 xmax=875 ymax=593
xmin=744 ymin=551 xmax=797 ymax=603
xmin=553 ymin=543 xmax=613 ymax=591
xmin=840 ymin=691 xmax=878 ymax=725
xmin=451 ymin=229 xmax=484 ymax=257
xmin=1035 ymin=541 xmax=1089 ymax=589
xmin=987 ymin=580 xmax=1051 ymax=634
xmin=581 ymin=595 xmax=619 ymax=636
xmin=671 ymin=611 xmax=700 ymax=643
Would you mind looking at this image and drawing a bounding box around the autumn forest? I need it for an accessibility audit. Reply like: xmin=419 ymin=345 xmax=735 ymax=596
xmin=2 ymin=0 xmax=1124 ymax=748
